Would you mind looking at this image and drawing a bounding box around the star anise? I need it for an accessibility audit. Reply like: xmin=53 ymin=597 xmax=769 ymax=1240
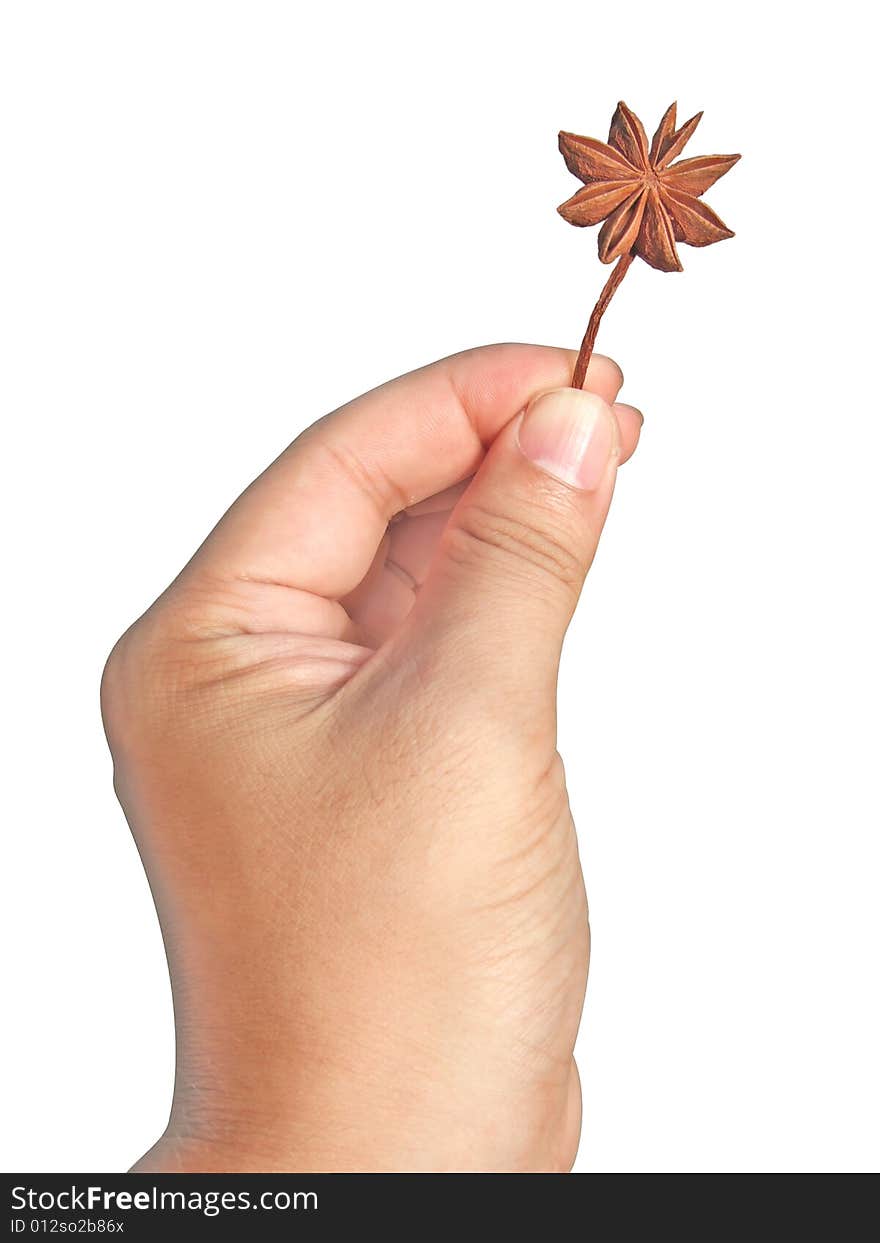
xmin=558 ymin=102 xmax=739 ymax=387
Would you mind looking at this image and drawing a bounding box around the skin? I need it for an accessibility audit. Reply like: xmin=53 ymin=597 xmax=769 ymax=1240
xmin=101 ymin=343 xmax=642 ymax=1172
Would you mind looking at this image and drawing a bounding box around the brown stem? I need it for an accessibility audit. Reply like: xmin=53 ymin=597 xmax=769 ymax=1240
xmin=572 ymin=249 xmax=635 ymax=390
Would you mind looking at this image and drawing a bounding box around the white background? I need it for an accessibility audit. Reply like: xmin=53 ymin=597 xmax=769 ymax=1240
xmin=1 ymin=1 xmax=877 ymax=1174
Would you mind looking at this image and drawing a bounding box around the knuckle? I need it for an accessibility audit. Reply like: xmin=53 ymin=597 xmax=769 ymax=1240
xmin=100 ymin=624 xmax=148 ymax=748
xmin=315 ymin=436 xmax=410 ymax=521
xmin=100 ymin=607 xmax=192 ymax=747
xmin=443 ymin=501 xmax=584 ymax=595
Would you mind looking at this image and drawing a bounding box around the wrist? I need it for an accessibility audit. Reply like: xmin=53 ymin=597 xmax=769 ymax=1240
xmin=132 ymin=1054 xmax=581 ymax=1173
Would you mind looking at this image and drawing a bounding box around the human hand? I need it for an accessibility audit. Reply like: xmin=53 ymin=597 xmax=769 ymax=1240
xmin=102 ymin=344 xmax=642 ymax=1172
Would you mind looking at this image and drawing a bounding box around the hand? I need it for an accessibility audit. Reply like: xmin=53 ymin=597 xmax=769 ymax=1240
xmin=102 ymin=343 xmax=642 ymax=1172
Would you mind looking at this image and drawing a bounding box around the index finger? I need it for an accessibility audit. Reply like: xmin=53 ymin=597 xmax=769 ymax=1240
xmin=193 ymin=344 xmax=624 ymax=602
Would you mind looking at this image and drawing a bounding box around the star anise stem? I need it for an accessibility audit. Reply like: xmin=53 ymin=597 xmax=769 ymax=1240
xmin=572 ymin=248 xmax=635 ymax=390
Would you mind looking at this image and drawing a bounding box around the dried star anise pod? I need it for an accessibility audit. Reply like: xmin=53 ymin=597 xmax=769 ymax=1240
xmin=558 ymin=101 xmax=740 ymax=388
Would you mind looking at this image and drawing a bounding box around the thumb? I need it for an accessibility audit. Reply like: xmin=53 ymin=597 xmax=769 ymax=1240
xmin=409 ymin=386 xmax=622 ymax=702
